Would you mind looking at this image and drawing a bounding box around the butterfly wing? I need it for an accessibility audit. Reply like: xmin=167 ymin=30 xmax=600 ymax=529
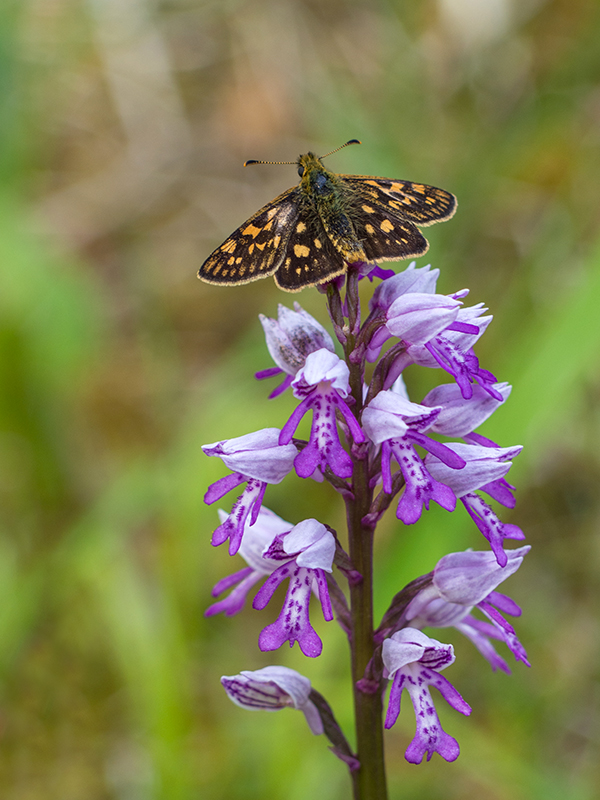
xmin=198 ymin=188 xmax=300 ymax=286
xmin=340 ymin=176 xmax=457 ymax=226
xmin=274 ymin=214 xmax=347 ymax=292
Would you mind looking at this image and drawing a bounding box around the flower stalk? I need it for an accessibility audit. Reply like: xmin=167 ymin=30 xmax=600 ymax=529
xmin=204 ymin=260 xmax=529 ymax=799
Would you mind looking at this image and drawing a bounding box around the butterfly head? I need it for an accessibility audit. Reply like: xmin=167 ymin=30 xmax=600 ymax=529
xmin=296 ymin=152 xmax=325 ymax=180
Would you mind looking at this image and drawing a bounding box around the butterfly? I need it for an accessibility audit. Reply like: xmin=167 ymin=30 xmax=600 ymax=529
xmin=198 ymin=140 xmax=456 ymax=292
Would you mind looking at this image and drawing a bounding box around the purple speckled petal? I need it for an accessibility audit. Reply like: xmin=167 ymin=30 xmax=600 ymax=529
xmin=279 ymin=394 xmax=312 ymax=445
xmin=253 ymin=562 xmax=294 ymax=610
xmin=258 ymin=566 xmax=323 ymax=657
xmin=402 ymin=672 xmax=462 ymax=763
xmin=390 ymin=441 xmax=456 ymax=524
xmin=204 ymin=472 xmax=246 ymax=504
xmin=292 ymin=388 xmax=355 ymax=479
xmin=205 ymin=569 xmax=262 ymax=617
xmin=211 ymin=478 xmax=267 ymax=555
xmin=478 ymin=600 xmax=530 ymax=666
xmin=461 ymin=493 xmax=525 ymax=567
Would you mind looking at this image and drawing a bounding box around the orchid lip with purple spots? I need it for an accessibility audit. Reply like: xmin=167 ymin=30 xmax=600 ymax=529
xmin=279 ymin=349 xmax=365 ymax=479
xmin=382 ymin=628 xmax=471 ymax=764
xmin=252 ymin=519 xmax=335 ymax=657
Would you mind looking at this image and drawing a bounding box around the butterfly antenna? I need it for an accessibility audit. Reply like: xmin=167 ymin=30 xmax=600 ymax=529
xmin=244 ymin=158 xmax=296 ymax=167
xmin=320 ymin=139 xmax=361 ymax=159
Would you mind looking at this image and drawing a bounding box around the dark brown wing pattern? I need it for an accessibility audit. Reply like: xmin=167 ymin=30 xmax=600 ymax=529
xmin=274 ymin=215 xmax=347 ymax=292
xmin=340 ymin=176 xmax=457 ymax=226
xmin=352 ymin=208 xmax=429 ymax=263
xmin=198 ymin=188 xmax=300 ymax=286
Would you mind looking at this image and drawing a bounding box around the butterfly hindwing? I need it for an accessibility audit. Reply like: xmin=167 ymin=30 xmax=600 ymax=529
xmin=341 ymin=176 xmax=457 ymax=227
xmin=353 ymin=205 xmax=429 ymax=262
xmin=274 ymin=214 xmax=347 ymax=292
xmin=198 ymin=188 xmax=300 ymax=286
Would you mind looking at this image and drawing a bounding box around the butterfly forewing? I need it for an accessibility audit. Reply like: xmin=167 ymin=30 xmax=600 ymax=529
xmin=198 ymin=188 xmax=300 ymax=286
xmin=341 ymin=176 xmax=457 ymax=227
xmin=274 ymin=215 xmax=347 ymax=292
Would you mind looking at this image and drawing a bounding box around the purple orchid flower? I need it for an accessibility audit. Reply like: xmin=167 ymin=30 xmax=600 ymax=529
xmin=252 ymin=518 xmax=335 ymax=658
xmin=279 ymin=349 xmax=365 ymax=479
xmin=205 ymin=507 xmax=291 ymax=617
xmin=203 ymin=428 xmax=297 ymax=555
xmin=257 ymin=303 xmax=335 ymax=398
xmin=386 ymin=302 xmax=502 ymax=400
xmin=425 ymin=442 xmax=524 ymax=566
xmin=382 ymin=628 xmax=471 ymax=764
xmin=221 ymin=665 xmax=323 ymax=734
xmin=405 ymin=547 xmax=531 ymax=671
xmin=361 ymin=386 xmax=466 ymax=524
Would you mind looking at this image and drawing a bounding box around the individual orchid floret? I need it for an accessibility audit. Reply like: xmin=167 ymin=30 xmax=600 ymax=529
xmin=203 ymin=428 xmax=297 ymax=555
xmin=252 ymin=518 xmax=335 ymax=658
xmin=279 ymin=349 xmax=365 ymax=479
xmin=425 ymin=443 xmax=524 ymax=566
xmin=362 ymin=389 xmax=466 ymax=524
xmin=405 ymin=547 xmax=531 ymax=671
xmin=387 ymin=302 xmax=502 ymax=401
xmin=221 ymin=665 xmax=323 ymax=734
xmin=257 ymin=303 xmax=335 ymax=398
xmin=422 ymin=381 xmax=512 ymax=438
xmin=367 ymin=292 xmax=462 ymax=364
xmin=205 ymin=507 xmax=291 ymax=617
xmin=382 ymin=628 xmax=471 ymax=764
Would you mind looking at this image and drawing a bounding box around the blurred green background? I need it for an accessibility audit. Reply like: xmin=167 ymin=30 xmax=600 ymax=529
xmin=1 ymin=0 xmax=600 ymax=797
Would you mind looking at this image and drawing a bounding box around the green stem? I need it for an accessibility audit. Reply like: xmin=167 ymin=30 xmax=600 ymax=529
xmin=333 ymin=270 xmax=388 ymax=800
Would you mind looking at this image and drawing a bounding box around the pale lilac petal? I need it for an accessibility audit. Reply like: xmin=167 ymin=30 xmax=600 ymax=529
xmin=382 ymin=628 xmax=455 ymax=676
xmin=386 ymin=294 xmax=461 ymax=345
xmin=260 ymin=304 xmax=334 ymax=375
xmin=369 ymin=262 xmax=440 ymax=313
xmin=362 ymin=391 xmax=439 ymax=445
xmin=221 ymin=665 xmax=324 ymax=735
xmin=202 ymin=428 xmax=297 ymax=483
xmin=293 ymin=349 xmax=350 ymax=398
xmin=425 ymin=443 xmax=522 ymax=497
xmin=423 ymin=382 xmax=512 ymax=437
xmin=432 ymin=546 xmax=530 ymax=605
xmin=283 ymin=520 xmax=336 ymax=571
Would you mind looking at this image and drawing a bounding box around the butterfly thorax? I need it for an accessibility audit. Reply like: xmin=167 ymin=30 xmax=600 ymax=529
xmin=297 ymin=153 xmax=367 ymax=263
